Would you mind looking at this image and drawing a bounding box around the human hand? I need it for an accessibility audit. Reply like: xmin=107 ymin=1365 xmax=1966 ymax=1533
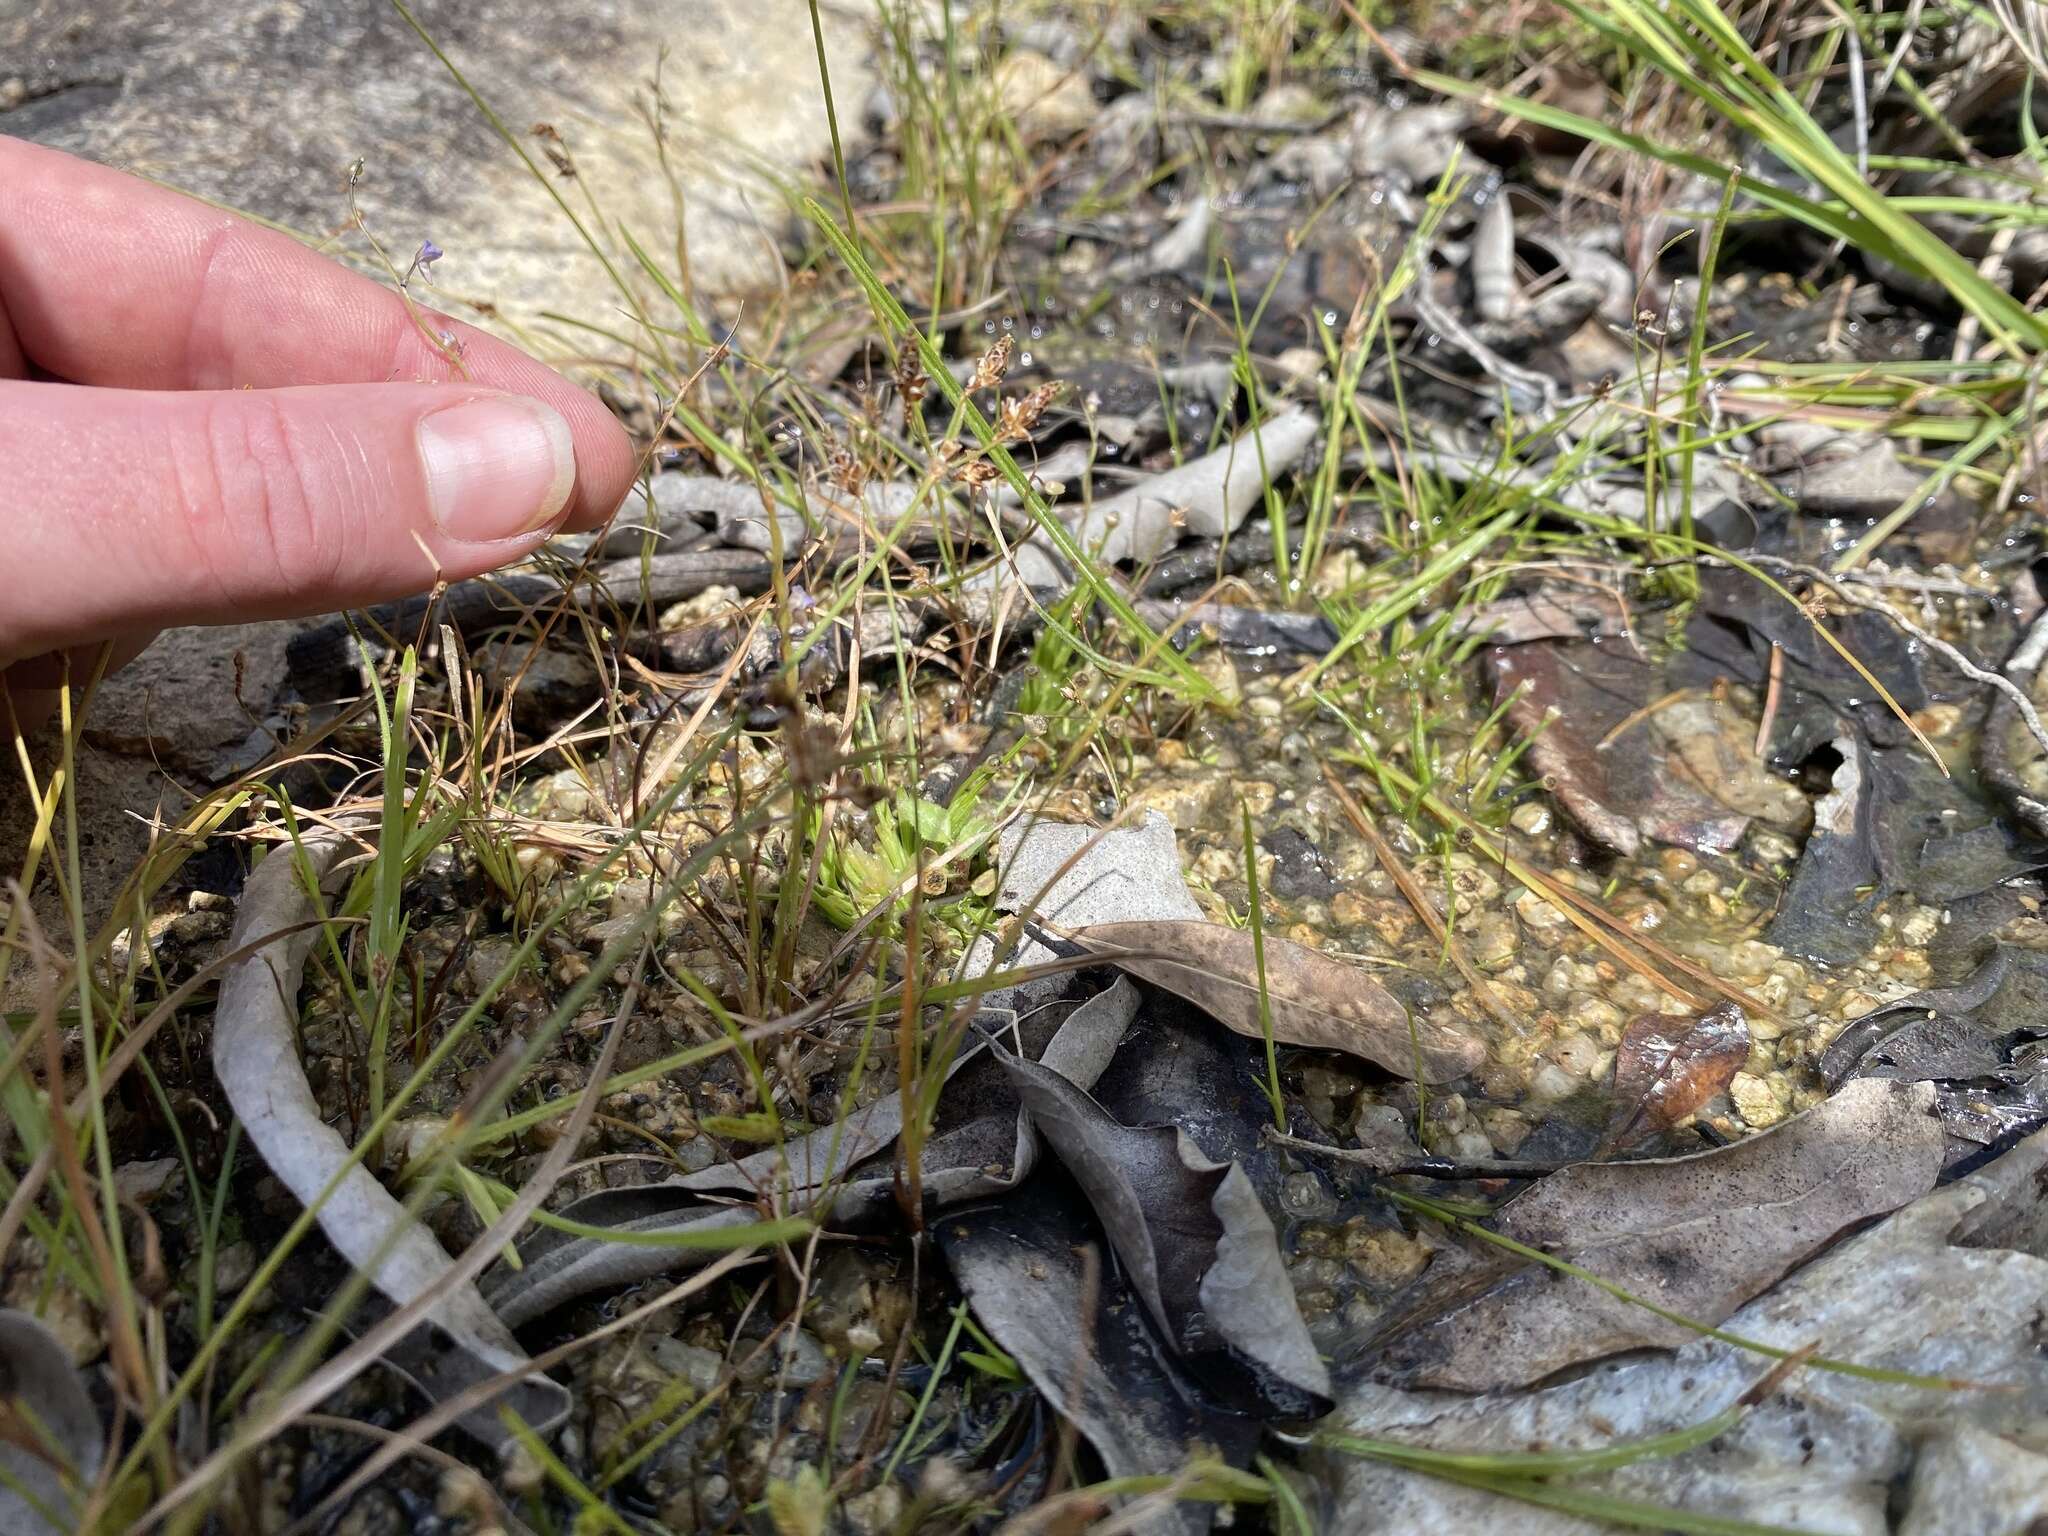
xmin=0 ymin=135 xmax=637 ymax=731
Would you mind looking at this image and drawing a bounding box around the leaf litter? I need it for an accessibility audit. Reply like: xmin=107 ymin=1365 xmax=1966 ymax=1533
xmin=1344 ymin=1079 xmax=1945 ymax=1392
xmin=37 ymin=6 xmax=2048 ymax=1528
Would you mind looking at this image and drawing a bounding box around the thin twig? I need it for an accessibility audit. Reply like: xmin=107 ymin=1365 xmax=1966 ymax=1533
xmin=1267 ymin=1128 xmax=1568 ymax=1180
xmin=1748 ymin=555 xmax=2048 ymax=765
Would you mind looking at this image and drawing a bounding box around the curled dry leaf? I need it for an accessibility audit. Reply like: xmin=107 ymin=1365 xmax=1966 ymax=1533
xmin=990 ymin=1037 xmax=1333 ymax=1419
xmin=0 ymin=1310 xmax=102 ymax=1536
xmin=216 ymin=826 xmax=569 ymax=1447
xmin=1066 ymin=919 xmax=1484 ymax=1083
xmin=1602 ymin=1002 xmax=1751 ymax=1152
xmin=1060 ymin=409 xmax=1319 ymax=566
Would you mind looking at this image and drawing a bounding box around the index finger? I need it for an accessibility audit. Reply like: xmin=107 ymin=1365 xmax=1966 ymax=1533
xmin=0 ymin=136 xmax=636 ymax=529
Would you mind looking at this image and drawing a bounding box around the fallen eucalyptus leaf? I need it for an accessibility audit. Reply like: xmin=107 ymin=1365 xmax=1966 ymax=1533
xmin=1490 ymin=640 xmax=1751 ymax=857
xmin=0 ymin=1310 xmax=102 ymax=1536
xmin=1601 ymin=1002 xmax=1750 ymax=1153
xmin=990 ymin=1036 xmax=1332 ymax=1418
xmin=1318 ymin=1112 xmax=2048 ymax=1535
xmin=1067 ymin=920 xmax=1483 ymax=1082
xmin=216 ymin=827 xmax=569 ymax=1447
xmin=1355 ymin=1078 xmax=1945 ymax=1391
xmin=969 ymin=811 xmax=1204 ymax=1015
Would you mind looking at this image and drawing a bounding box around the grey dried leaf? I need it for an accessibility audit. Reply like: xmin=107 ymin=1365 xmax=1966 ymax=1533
xmin=0 ymin=1310 xmax=102 ymax=1536
xmin=1068 ymin=919 xmax=1484 ymax=1082
xmin=1359 ymin=1078 xmax=1945 ymax=1391
xmin=216 ymin=827 xmax=568 ymax=1447
xmin=1470 ymin=193 xmax=1517 ymax=323
xmin=1321 ymin=1110 xmax=2048 ymax=1535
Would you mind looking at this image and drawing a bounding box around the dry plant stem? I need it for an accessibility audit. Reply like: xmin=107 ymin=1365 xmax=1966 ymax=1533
xmin=896 ymin=896 xmax=927 ymax=1229
xmin=854 ymin=1232 xmax=925 ymax=1469
xmin=1755 ymin=642 xmax=1786 ymax=757
xmin=277 ymin=1246 xmax=765 ymax=1536
xmin=1320 ymin=765 xmax=1528 ymax=1037
xmin=146 ymin=943 xmax=651 ymax=1525
xmin=18 ymin=905 xmax=161 ymax=1450
xmin=1398 ymin=773 xmax=1775 ymax=1020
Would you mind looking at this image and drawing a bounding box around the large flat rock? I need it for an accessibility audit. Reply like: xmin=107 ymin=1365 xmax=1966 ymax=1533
xmin=2 ymin=0 xmax=873 ymax=313
xmin=0 ymin=0 xmax=873 ymax=938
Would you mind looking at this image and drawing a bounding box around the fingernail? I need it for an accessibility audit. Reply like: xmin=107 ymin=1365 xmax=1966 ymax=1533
xmin=418 ymin=396 xmax=576 ymax=542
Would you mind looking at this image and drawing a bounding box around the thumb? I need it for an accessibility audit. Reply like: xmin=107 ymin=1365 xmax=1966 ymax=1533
xmin=1 ymin=378 xmax=601 ymax=666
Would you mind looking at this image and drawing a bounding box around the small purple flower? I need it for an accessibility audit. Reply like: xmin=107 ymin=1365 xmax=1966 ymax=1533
xmin=403 ymin=239 xmax=444 ymax=290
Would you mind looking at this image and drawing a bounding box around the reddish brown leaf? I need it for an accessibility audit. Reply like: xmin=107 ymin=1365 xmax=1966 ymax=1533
xmin=1603 ymin=1001 xmax=1751 ymax=1151
xmin=1067 ymin=920 xmax=1485 ymax=1083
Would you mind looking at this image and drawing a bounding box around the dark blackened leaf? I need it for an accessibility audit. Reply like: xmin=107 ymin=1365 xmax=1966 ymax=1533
xmin=1819 ymin=949 xmax=2048 ymax=1152
xmin=1134 ymin=598 xmax=1342 ymax=658
xmin=1354 ymin=1080 xmax=1944 ymax=1391
xmin=1848 ymin=1017 xmax=2012 ymax=1083
xmin=990 ymin=1040 xmax=1333 ymax=1419
xmin=939 ymin=1178 xmax=1259 ymax=1536
xmin=1821 ymin=947 xmax=2013 ymax=1089
xmin=1864 ymin=745 xmax=2048 ymax=903
xmin=1602 ymin=1002 xmax=1751 ymax=1152
xmin=1067 ymin=920 xmax=1483 ymax=1082
xmin=1681 ymin=567 xmax=1945 ymax=760
xmin=1765 ymin=732 xmax=1883 ymax=964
